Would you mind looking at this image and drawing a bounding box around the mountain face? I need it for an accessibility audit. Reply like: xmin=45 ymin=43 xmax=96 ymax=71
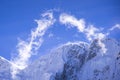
xmin=0 ymin=38 xmax=120 ymax=80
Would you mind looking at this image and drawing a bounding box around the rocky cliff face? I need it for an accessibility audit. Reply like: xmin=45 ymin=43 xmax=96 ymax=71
xmin=50 ymin=39 xmax=120 ymax=80
xmin=0 ymin=38 xmax=120 ymax=80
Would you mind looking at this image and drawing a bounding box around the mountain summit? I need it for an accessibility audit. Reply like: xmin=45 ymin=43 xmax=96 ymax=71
xmin=0 ymin=38 xmax=120 ymax=80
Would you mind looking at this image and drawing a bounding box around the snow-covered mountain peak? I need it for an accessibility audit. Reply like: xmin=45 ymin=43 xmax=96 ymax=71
xmin=12 ymin=38 xmax=120 ymax=80
xmin=0 ymin=38 xmax=120 ymax=80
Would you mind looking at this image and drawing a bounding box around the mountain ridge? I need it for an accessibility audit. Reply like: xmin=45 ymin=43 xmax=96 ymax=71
xmin=0 ymin=38 xmax=120 ymax=80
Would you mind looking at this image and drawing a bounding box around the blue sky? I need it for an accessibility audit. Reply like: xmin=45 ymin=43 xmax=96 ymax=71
xmin=0 ymin=0 xmax=120 ymax=60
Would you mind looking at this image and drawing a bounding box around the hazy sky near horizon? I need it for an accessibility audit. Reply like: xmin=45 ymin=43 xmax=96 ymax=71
xmin=0 ymin=0 xmax=120 ymax=60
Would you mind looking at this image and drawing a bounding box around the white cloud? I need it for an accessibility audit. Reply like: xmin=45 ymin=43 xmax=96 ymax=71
xmin=59 ymin=13 xmax=107 ymax=54
xmin=105 ymin=24 xmax=120 ymax=36
xmin=85 ymin=26 xmax=107 ymax=55
xmin=85 ymin=25 xmax=99 ymax=41
xmin=97 ymin=39 xmax=107 ymax=55
xmin=59 ymin=13 xmax=86 ymax=32
xmin=11 ymin=12 xmax=55 ymax=79
xmin=59 ymin=13 xmax=106 ymax=40
xmin=109 ymin=24 xmax=120 ymax=31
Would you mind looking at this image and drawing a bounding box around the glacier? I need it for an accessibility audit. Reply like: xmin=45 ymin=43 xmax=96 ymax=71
xmin=0 ymin=38 xmax=120 ymax=80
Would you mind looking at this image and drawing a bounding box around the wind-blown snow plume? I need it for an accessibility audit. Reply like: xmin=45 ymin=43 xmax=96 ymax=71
xmin=109 ymin=24 xmax=120 ymax=31
xmin=59 ymin=13 xmax=107 ymax=54
xmin=11 ymin=12 xmax=55 ymax=79
xmin=105 ymin=24 xmax=120 ymax=36
xmin=59 ymin=13 xmax=85 ymax=32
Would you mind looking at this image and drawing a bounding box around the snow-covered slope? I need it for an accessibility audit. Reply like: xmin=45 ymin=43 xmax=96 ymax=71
xmin=20 ymin=38 xmax=120 ymax=80
xmin=81 ymin=38 xmax=120 ymax=80
xmin=0 ymin=38 xmax=120 ymax=80
xmin=0 ymin=56 xmax=12 ymax=80
xmin=20 ymin=41 xmax=89 ymax=80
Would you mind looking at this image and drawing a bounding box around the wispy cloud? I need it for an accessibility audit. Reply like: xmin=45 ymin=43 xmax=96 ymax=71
xmin=109 ymin=24 xmax=120 ymax=31
xmin=11 ymin=11 xmax=55 ymax=79
xmin=59 ymin=13 xmax=85 ymax=32
xmin=105 ymin=24 xmax=120 ymax=36
xmin=85 ymin=25 xmax=99 ymax=41
xmin=59 ymin=13 xmax=107 ymax=54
